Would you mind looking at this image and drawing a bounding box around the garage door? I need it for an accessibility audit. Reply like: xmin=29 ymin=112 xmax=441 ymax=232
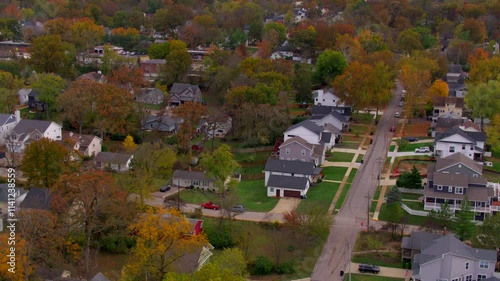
xmin=283 ymin=190 xmax=301 ymax=198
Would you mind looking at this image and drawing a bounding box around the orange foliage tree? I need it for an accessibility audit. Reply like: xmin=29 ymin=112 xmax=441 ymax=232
xmin=0 ymin=233 xmax=29 ymax=281
xmin=426 ymin=79 xmax=449 ymax=99
xmin=398 ymin=64 xmax=432 ymax=120
xmin=173 ymin=102 xmax=207 ymax=157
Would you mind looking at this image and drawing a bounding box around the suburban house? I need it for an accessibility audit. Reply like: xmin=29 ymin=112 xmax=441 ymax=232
xmin=278 ymin=136 xmax=326 ymax=166
xmin=18 ymin=88 xmax=33 ymax=105
xmin=142 ymin=113 xmax=182 ymax=133
xmin=76 ymin=71 xmax=107 ymax=83
xmin=135 ymin=88 xmax=164 ymax=105
xmin=19 ymin=187 xmax=51 ymax=210
xmin=0 ymin=113 xmax=16 ymax=145
xmin=312 ymin=88 xmax=345 ymax=107
xmin=264 ymin=158 xmax=322 ymax=198
xmin=61 ymin=131 xmax=102 ymax=158
xmin=168 ymin=83 xmax=202 ymax=107
xmin=141 ymin=59 xmax=166 ymax=80
xmin=402 ymin=232 xmax=497 ymax=281
xmin=432 ymin=116 xmax=466 ymax=135
xmin=309 ymin=110 xmax=350 ymax=133
xmin=27 ymin=89 xmax=48 ymax=111
xmin=310 ymin=105 xmax=352 ymax=117
xmin=445 ymin=64 xmax=467 ymax=98
xmin=283 ymin=120 xmax=335 ymax=149
xmin=171 ymin=169 xmax=218 ymax=192
xmin=293 ymin=8 xmax=307 ymax=22
xmin=432 ymin=96 xmax=464 ymax=121
xmin=198 ymin=115 xmax=233 ymax=138
xmin=0 ymin=184 xmax=27 ymax=216
xmin=435 ymin=126 xmax=486 ymax=160
xmin=424 ymin=153 xmax=498 ymax=220
xmin=7 ymin=114 xmax=63 ymax=153
xmin=94 ymin=152 xmax=133 ymax=172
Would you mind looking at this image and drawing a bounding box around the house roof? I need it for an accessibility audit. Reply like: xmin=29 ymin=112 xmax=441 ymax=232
xmin=433 ymin=173 xmax=469 ymax=187
xmin=136 ymin=88 xmax=163 ymax=99
xmin=311 ymin=105 xmax=344 ymax=117
xmin=285 ymin=120 xmax=323 ymax=135
xmin=320 ymin=132 xmax=332 ymax=144
xmin=62 ymin=131 xmax=101 ymax=152
xmin=312 ymin=144 xmax=325 ymax=159
xmin=95 ymin=152 xmax=132 ymax=165
xmin=424 ymin=182 xmax=491 ymax=201
xmin=19 ymin=187 xmax=50 ymax=210
xmin=323 ymin=123 xmax=342 ymax=135
xmin=264 ymin=158 xmax=317 ymax=175
xmin=462 ymin=120 xmax=480 ymax=131
xmin=0 ymin=114 xmax=15 ymax=126
xmin=432 ymin=96 xmax=464 ymax=108
xmin=328 ymin=110 xmax=349 ymax=123
xmin=267 ymin=175 xmax=309 ymax=190
xmin=27 ymin=89 xmax=40 ymax=97
xmin=401 ymin=232 xmax=443 ymax=250
xmin=0 ymin=184 xmax=27 ymax=202
xmin=280 ymin=136 xmax=314 ymax=151
xmin=173 ymin=170 xmax=215 ymax=182
xmin=142 ymin=59 xmax=166 ymax=64
xmin=143 ymin=113 xmax=181 ymax=127
xmin=435 ymin=153 xmax=483 ymax=174
xmin=90 ymin=272 xmax=111 ymax=281
xmin=435 ymin=127 xmax=479 ymax=143
xmin=484 ymin=277 xmax=500 ymax=281
xmin=12 ymin=120 xmax=61 ymax=142
xmin=448 ymin=64 xmax=463 ymax=74
xmin=77 ymin=72 xmax=105 ymax=82
xmin=435 ymin=117 xmax=464 ymax=130
xmin=170 ymin=83 xmax=200 ymax=95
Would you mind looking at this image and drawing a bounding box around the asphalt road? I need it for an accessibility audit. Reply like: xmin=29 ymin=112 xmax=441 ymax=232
xmin=310 ymin=83 xmax=403 ymax=281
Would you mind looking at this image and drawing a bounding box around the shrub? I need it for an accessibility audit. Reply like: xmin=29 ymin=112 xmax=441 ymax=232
xmin=250 ymin=256 xmax=274 ymax=275
xmin=242 ymin=154 xmax=256 ymax=162
xmin=99 ymin=234 xmax=135 ymax=254
xmin=276 ymin=260 xmax=296 ymax=274
xmin=206 ymin=227 xmax=235 ymax=249
xmin=192 ymin=207 xmax=203 ymax=219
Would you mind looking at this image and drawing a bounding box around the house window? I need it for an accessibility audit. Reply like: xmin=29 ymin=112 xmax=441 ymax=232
xmin=192 ymin=180 xmax=200 ymax=186
xmin=448 ymin=186 xmax=453 ymax=192
xmin=470 ymin=146 xmax=473 ymax=150
xmin=270 ymin=187 xmax=274 ymax=192
xmin=301 ymin=149 xmax=306 ymax=156
xmin=451 ymin=278 xmax=459 ymax=281
xmin=478 ymin=274 xmax=487 ymax=280
xmin=203 ymin=181 xmax=209 ymax=186
xmin=437 ymin=279 xmax=448 ymax=281
xmin=449 ymin=146 xmax=455 ymax=153
xmin=11 ymin=134 xmax=16 ymax=140
xmin=462 ymin=144 xmax=466 ymax=150
xmin=473 ymin=174 xmax=479 ymax=178
xmin=286 ymin=148 xmax=290 ymax=155
xmin=479 ymin=260 xmax=489 ymax=269
xmin=437 ymin=185 xmax=443 ymax=191
xmin=34 ymin=134 xmax=41 ymax=140
xmin=465 ymin=275 xmax=472 ymax=281
xmin=455 ymin=187 xmax=463 ymax=194
xmin=465 ymin=262 xmax=470 ymax=269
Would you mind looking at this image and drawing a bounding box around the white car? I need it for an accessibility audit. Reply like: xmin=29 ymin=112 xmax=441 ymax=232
xmin=395 ymin=112 xmax=400 ymax=118
xmin=415 ymin=147 xmax=430 ymax=153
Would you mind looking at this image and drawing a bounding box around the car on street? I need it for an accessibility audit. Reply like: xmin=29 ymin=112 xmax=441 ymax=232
xmin=231 ymin=205 xmax=245 ymax=213
xmin=160 ymin=185 xmax=171 ymax=192
xmin=201 ymin=201 xmax=221 ymax=210
xmin=399 ymin=101 xmax=403 ymax=107
xmin=395 ymin=112 xmax=400 ymax=118
xmin=406 ymin=137 xmax=418 ymax=142
xmin=389 ymin=126 xmax=395 ymax=132
xmin=358 ymin=264 xmax=380 ymax=274
xmin=415 ymin=147 xmax=430 ymax=153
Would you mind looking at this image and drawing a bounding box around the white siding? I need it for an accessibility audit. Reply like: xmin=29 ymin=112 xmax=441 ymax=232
xmin=284 ymin=127 xmax=320 ymax=144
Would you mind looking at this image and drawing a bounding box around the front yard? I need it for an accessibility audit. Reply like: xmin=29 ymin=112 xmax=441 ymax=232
xmin=352 ymin=252 xmax=402 ymax=268
xmin=397 ymin=141 xmax=434 ymax=152
xmin=323 ymin=166 xmax=349 ymax=182
xmin=296 ymin=181 xmax=341 ymax=213
xmin=352 ymin=112 xmax=375 ymax=125
xmin=328 ymin=152 xmax=355 ymax=162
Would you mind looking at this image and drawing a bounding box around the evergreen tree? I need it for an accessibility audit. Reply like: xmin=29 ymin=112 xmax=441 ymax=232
xmin=453 ymin=197 xmax=476 ymax=241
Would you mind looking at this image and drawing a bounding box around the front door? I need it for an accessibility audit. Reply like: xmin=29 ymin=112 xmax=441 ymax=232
xmin=276 ymin=189 xmax=280 ymax=197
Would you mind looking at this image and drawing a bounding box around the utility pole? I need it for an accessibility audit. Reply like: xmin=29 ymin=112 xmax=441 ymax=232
xmin=365 ymin=191 xmax=372 ymax=230
xmin=177 ymin=179 xmax=180 ymax=211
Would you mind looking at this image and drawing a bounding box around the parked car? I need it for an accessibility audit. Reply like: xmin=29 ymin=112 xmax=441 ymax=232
xmin=406 ymin=137 xmax=418 ymax=142
xmin=415 ymin=147 xmax=430 ymax=153
xmin=358 ymin=264 xmax=380 ymax=274
xmin=389 ymin=126 xmax=395 ymax=132
xmin=201 ymin=202 xmax=221 ymax=210
xmin=160 ymin=185 xmax=171 ymax=192
xmin=395 ymin=112 xmax=400 ymax=118
xmin=231 ymin=205 xmax=245 ymax=213
xmin=399 ymin=101 xmax=403 ymax=107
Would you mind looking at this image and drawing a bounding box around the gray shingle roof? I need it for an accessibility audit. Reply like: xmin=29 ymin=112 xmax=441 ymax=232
xmin=433 ymin=96 xmax=464 ymax=108
xmin=435 ymin=153 xmax=482 ymax=174
xmin=90 ymin=273 xmax=111 ymax=281
xmin=173 ymin=170 xmax=215 ymax=182
xmin=13 ymin=119 xmax=59 ymax=135
xmin=328 ymin=110 xmax=349 ymax=123
xmin=265 ymin=158 xmax=317 ymax=174
xmin=424 ymin=183 xmax=491 ymax=201
xmin=267 ymin=175 xmax=309 ymax=190
xmin=310 ymin=105 xmax=351 ymax=117
xmin=280 ymin=136 xmax=314 ymax=151
xmin=484 ymin=277 xmax=500 ymax=281
xmin=170 ymin=83 xmax=200 ymax=95
xmin=95 ymin=152 xmax=132 ymax=165
xmin=285 ymin=120 xmax=323 ymax=135
xmin=0 ymin=114 xmax=15 ymax=126
xmin=19 ymin=187 xmax=50 ymax=210
xmin=401 ymin=232 xmax=443 ymax=250
xmin=320 ymin=132 xmax=332 ymax=144
xmin=435 ymin=127 xmax=476 ymax=143
xmin=0 ymin=184 xmax=27 ymax=202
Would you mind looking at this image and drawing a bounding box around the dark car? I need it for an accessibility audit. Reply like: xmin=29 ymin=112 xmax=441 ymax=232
xmin=231 ymin=205 xmax=245 ymax=213
xmin=406 ymin=137 xmax=419 ymax=142
xmin=389 ymin=126 xmax=395 ymax=132
xmin=160 ymin=185 xmax=171 ymax=192
xmin=358 ymin=264 xmax=380 ymax=274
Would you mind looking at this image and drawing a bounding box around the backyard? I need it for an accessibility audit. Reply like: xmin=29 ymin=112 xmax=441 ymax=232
xmin=351 ymin=112 xmax=375 ymax=125
xmin=399 ymin=120 xmax=431 ymax=137
xmin=378 ymin=203 xmax=428 ymax=225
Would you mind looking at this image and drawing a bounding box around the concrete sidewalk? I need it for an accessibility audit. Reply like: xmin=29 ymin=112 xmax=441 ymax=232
xmin=348 ymin=262 xmax=410 ymax=280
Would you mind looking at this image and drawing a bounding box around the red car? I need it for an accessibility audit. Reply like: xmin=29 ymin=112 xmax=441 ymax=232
xmin=201 ymin=202 xmax=221 ymax=210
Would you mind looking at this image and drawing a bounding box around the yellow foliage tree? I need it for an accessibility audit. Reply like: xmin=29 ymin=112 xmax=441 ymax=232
xmin=398 ymin=64 xmax=431 ymax=120
xmin=121 ymin=208 xmax=209 ymax=281
xmin=122 ymin=135 xmax=137 ymax=152
xmin=426 ymin=79 xmax=449 ymax=99
xmin=0 ymin=233 xmax=30 ymax=281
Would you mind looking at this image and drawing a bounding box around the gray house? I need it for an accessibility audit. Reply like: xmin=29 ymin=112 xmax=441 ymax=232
xmin=278 ymin=136 xmax=326 ymax=166
xmin=19 ymin=187 xmax=51 ymax=210
xmin=425 ymin=153 xmax=496 ymax=221
xmin=172 ymin=170 xmax=218 ymax=191
xmin=168 ymin=83 xmax=202 ymax=107
xmin=135 ymin=88 xmax=164 ymax=105
xmin=310 ymin=105 xmax=352 ymax=117
xmin=402 ymin=232 xmax=497 ymax=281
xmin=94 ymin=152 xmax=133 ymax=172
xmin=142 ymin=114 xmax=182 ymax=133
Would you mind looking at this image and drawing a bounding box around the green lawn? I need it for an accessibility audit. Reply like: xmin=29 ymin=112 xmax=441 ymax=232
xmin=138 ymin=102 xmax=164 ymax=110
xmin=235 ymin=164 xmax=264 ymax=175
xmin=335 ymin=183 xmax=351 ymax=210
xmin=336 ymin=141 xmax=362 ymax=149
xmin=347 ymin=169 xmax=358 ymax=183
xmin=398 ymin=141 xmax=434 ymax=152
xmin=350 ymin=124 xmax=369 ymax=136
xmin=401 ymin=193 xmax=422 ymax=200
xmin=328 ymin=152 xmax=355 ymax=162
xmin=484 ymin=157 xmax=500 ymax=173
xmin=323 ymin=166 xmax=349 ymax=181
xmin=297 ymin=181 xmax=341 ymax=213
xmin=345 ymin=274 xmax=404 ymax=281
xmin=389 ymin=145 xmax=396 ymax=152
xmin=177 ymin=189 xmax=219 ymax=205
xmin=352 ymin=252 xmax=402 ymax=268
xmin=234 ymin=179 xmax=279 ymax=212
xmin=356 ymin=154 xmax=364 ymax=163
xmin=378 ymin=203 xmax=428 ymax=225
xmin=352 ymin=112 xmax=375 ymax=125
xmin=403 ymin=201 xmax=425 ymax=211
xmin=234 ymin=151 xmax=270 ymax=163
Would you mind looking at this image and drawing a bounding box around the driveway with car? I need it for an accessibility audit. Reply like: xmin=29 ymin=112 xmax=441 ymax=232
xmin=348 ymin=263 xmax=408 ymax=279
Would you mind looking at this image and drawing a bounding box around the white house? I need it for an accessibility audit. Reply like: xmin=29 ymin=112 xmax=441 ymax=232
xmin=6 ymin=112 xmax=62 ymax=153
xmin=283 ymin=120 xmax=335 ymax=149
xmin=312 ymin=88 xmax=345 ymax=107
xmin=62 ymin=131 xmax=102 ymax=158
xmin=94 ymin=152 xmax=133 ymax=172
xmin=435 ymin=127 xmax=486 ymax=161
xmin=0 ymin=113 xmax=17 ymax=146
xmin=308 ymin=111 xmax=349 ymax=132
xmin=17 ymin=89 xmax=32 ymax=105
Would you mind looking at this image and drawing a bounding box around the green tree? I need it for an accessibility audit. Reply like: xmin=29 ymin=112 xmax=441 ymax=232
xmin=30 ymin=73 xmax=67 ymax=119
xmin=396 ymin=166 xmax=422 ymax=189
xmin=485 ymin=114 xmax=500 ymax=153
xmin=313 ymin=49 xmax=347 ymax=85
xmin=423 ymin=202 xmax=454 ymax=233
xmin=248 ymin=20 xmax=263 ymax=44
xmin=263 ymin=22 xmax=287 ymax=47
xmin=472 ymin=213 xmax=500 ymax=250
xmin=465 ymin=80 xmax=500 ymax=131
xmin=453 ymin=197 xmax=476 ymax=241
xmin=28 ymin=34 xmax=74 ymax=75
xmin=294 ymin=63 xmax=313 ymax=103
xmin=386 ymin=187 xmax=402 ymax=204
xmin=20 ymin=138 xmax=70 ymax=188
xmin=200 ymin=144 xmax=239 ymax=195
xmin=397 ymin=29 xmax=423 ymax=54
xmin=289 ymin=26 xmax=317 ymax=59
xmin=222 ymin=29 xmax=248 ymax=51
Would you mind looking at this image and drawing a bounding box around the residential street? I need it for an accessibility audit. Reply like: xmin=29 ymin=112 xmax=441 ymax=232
xmin=310 ymin=83 xmax=402 ymax=281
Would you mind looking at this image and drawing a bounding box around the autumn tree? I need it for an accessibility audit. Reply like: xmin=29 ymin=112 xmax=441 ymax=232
xmin=28 ymin=34 xmax=75 ymax=75
xmin=397 ymin=29 xmax=423 ymax=54
xmin=467 ymin=48 xmax=489 ymax=69
xmin=462 ymin=18 xmax=487 ymax=44
xmin=69 ymin=18 xmax=105 ymax=52
xmin=334 ymin=34 xmax=364 ymax=62
xmin=107 ymin=65 xmax=146 ymax=93
xmin=426 ymin=80 xmax=449 ymax=99
xmin=30 ymin=72 xmax=67 ymax=119
xmin=288 ymin=26 xmax=318 ymax=58
xmin=485 ymin=114 xmax=500 ymax=153
xmin=313 ymin=49 xmax=347 ymax=85
xmin=121 ymin=208 xmax=208 ymax=281
xmin=100 ymin=46 xmax=136 ymax=75
xmin=173 ymin=102 xmax=207 ymax=157
xmin=332 ymin=61 xmax=374 ymax=111
xmin=263 ymin=22 xmax=287 ymax=47
xmin=468 ymin=56 xmax=500 ymax=84
xmin=122 ymin=135 xmax=137 ymax=152
xmin=52 ymin=170 xmax=135 ymax=278
xmin=57 ymin=80 xmax=96 ymax=134
xmin=358 ymin=30 xmax=388 ymax=54
xmin=465 ymin=80 xmax=500 ymax=130
xmin=21 ymin=138 xmax=71 ymax=188
xmin=398 ymin=64 xmax=432 ymax=120
xmin=371 ymin=61 xmax=395 ymax=119
xmin=0 ymin=233 xmax=29 ymax=281
xmin=200 ymin=144 xmax=239 ymax=195
xmin=0 ymin=70 xmax=23 ymax=113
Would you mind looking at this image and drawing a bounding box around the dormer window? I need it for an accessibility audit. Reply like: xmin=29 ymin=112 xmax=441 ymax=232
xmin=34 ymin=134 xmax=41 ymax=140
xmin=11 ymin=134 xmax=16 ymax=140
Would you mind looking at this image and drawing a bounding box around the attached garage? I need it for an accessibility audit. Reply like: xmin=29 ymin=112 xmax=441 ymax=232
xmin=266 ymin=175 xmax=310 ymax=198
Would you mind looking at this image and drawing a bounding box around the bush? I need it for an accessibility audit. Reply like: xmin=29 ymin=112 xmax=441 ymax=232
xmin=292 ymin=115 xmax=308 ymax=125
xmin=206 ymin=227 xmax=235 ymax=249
xmin=276 ymin=260 xmax=296 ymax=274
xmin=192 ymin=207 xmax=203 ymax=219
xmin=250 ymin=256 xmax=274 ymax=275
xmin=242 ymin=154 xmax=256 ymax=162
xmin=99 ymin=234 xmax=135 ymax=254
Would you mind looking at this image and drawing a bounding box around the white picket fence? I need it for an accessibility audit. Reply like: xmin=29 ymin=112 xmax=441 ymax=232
xmin=398 ymin=188 xmax=424 ymax=195
xmin=401 ymin=203 xmax=429 ymax=217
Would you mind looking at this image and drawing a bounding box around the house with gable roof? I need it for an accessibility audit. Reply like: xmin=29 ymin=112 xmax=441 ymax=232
xmin=308 ymin=110 xmax=350 ymax=133
xmin=61 ymin=131 xmax=102 ymax=158
xmin=424 ymin=153 xmax=497 ymax=220
xmin=0 ymin=113 xmax=16 ymax=145
xmin=432 ymin=96 xmax=464 ymax=121
xmin=278 ymin=136 xmax=326 ymax=166
xmin=402 ymin=232 xmax=497 ymax=281
xmin=283 ymin=120 xmax=335 ymax=149
xmin=435 ymin=126 xmax=486 ymax=160
xmin=6 ymin=113 xmax=62 ymax=153
xmin=445 ymin=64 xmax=467 ymax=98
xmin=312 ymin=88 xmax=345 ymax=107
xmin=168 ymin=83 xmax=202 ymax=107
xmin=310 ymin=105 xmax=352 ymax=118
xmin=76 ymin=71 xmax=107 ymax=83
xmin=94 ymin=152 xmax=133 ymax=172
xmin=135 ymin=87 xmax=164 ymax=105
xmin=142 ymin=113 xmax=182 ymax=133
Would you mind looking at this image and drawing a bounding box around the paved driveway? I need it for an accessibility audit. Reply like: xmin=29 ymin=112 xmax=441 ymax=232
xmin=269 ymin=198 xmax=301 ymax=213
xmin=348 ymin=262 xmax=409 ymax=280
